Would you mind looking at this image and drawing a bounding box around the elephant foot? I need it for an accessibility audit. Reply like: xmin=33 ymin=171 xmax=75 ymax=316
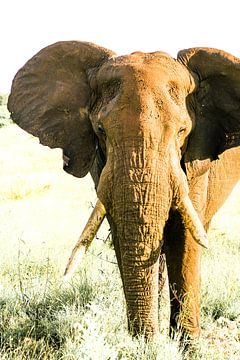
xmin=169 ymin=307 xmax=201 ymax=354
xmin=180 ymin=336 xmax=200 ymax=360
xmin=169 ymin=320 xmax=200 ymax=358
xmin=169 ymin=290 xmax=201 ymax=341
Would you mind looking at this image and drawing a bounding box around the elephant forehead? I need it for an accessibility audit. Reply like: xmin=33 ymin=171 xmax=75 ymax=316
xmin=98 ymin=52 xmax=193 ymax=92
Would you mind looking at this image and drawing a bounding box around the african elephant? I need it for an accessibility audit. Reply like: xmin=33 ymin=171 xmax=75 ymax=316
xmin=8 ymin=41 xmax=240 ymax=341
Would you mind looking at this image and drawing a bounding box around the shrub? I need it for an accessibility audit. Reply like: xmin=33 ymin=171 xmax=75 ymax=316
xmin=0 ymin=94 xmax=12 ymax=127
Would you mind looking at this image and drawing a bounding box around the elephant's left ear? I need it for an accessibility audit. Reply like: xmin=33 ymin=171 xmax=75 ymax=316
xmin=178 ymin=47 xmax=240 ymax=168
xmin=8 ymin=41 xmax=115 ymax=177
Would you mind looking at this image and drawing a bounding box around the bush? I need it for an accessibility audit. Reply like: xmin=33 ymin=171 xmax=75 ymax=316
xmin=0 ymin=94 xmax=12 ymax=127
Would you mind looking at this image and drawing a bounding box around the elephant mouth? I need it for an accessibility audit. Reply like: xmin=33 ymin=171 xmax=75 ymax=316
xmin=63 ymin=195 xmax=208 ymax=280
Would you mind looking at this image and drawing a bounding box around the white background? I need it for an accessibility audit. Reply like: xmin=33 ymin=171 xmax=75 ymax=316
xmin=1 ymin=0 xmax=239 ymax=92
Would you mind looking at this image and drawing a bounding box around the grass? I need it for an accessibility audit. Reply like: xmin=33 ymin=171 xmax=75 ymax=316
xmin=0 ymin=99 xmax=240 ymax=358
xmin=0 ymin=94 xmax=11 ymax=127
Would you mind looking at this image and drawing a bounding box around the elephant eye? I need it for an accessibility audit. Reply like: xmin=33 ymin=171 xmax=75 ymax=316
xmin=97 ymin=123 xmax=106 ymax=136
xmin=177 ymin=126 xmax=186 ymax=137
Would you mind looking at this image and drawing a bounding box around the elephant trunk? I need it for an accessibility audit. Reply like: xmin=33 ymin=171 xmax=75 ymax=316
xmin=110 ymin=148 xmax=172 ymax=337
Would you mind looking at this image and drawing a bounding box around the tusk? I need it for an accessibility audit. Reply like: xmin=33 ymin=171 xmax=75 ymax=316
xmin=177 ymin=196 xmax=208 ymax=249
xmin=64 ymin=199 xmax=106 ymax=281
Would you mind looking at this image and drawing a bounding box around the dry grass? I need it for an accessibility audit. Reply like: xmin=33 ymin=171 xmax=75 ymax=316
xmin=0 ymin=115 xmax=240 ymax=358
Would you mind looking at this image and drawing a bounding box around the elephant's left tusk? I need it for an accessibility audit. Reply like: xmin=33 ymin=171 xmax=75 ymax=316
xmin=64 ymin=199 xmax=106 ymax=281
xmin=178 ymin=196 xmax=208 ymax=249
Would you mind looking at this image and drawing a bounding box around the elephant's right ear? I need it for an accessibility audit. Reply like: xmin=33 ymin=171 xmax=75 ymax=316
xmin=177 ymin=47 xmax=240 ymax=175
xmin=8 ymin=41 xmax=115 ymax=177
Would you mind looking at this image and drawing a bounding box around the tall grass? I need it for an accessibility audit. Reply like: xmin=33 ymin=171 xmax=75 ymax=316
xmin=0 ymin=101 xmax=240 ymax=358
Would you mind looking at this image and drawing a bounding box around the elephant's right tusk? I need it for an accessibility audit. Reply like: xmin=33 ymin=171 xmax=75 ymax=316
xmin=64 ymin=199 xmax=106 ymax=281
xmin=178 ymin=196 xmax=209 ymax=249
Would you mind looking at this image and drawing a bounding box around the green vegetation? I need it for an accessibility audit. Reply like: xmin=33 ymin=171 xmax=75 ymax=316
xmin=0 ymin=105 xmax=240 ymax=358
xmin=0 ymin=94 xmax=11 ymax=127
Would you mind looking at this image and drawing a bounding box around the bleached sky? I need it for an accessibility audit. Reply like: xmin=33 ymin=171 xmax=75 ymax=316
xmin=1 ymin=0 xmax=239 ymax=93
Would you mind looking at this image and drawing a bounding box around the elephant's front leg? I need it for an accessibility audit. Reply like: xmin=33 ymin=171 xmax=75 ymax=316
xmin=164 ymin=172 xmax=208 ymax=341
xmin=165 ymin=218 xmax=202 ymax=340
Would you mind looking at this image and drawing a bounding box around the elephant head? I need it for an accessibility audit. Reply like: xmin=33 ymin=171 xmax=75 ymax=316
xmin=8 ymin=42 xmax=240 ymax=338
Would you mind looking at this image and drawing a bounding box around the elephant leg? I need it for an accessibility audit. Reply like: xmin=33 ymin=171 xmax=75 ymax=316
xmin=164 ymin=171 xmax=208 ymax=340
xmin=164 ymin=211 xmax=202 ymax=341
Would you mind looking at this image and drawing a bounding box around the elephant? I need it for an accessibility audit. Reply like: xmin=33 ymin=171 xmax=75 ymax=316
xmin=7 ymin=41 xmax=240 ymax=342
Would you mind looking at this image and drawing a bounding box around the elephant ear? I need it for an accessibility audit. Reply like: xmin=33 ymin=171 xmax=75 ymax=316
xmin=8 ymin=41 xmax=115 ymax=177
xmin=178 ymin=48 xmax=240 ymax=177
